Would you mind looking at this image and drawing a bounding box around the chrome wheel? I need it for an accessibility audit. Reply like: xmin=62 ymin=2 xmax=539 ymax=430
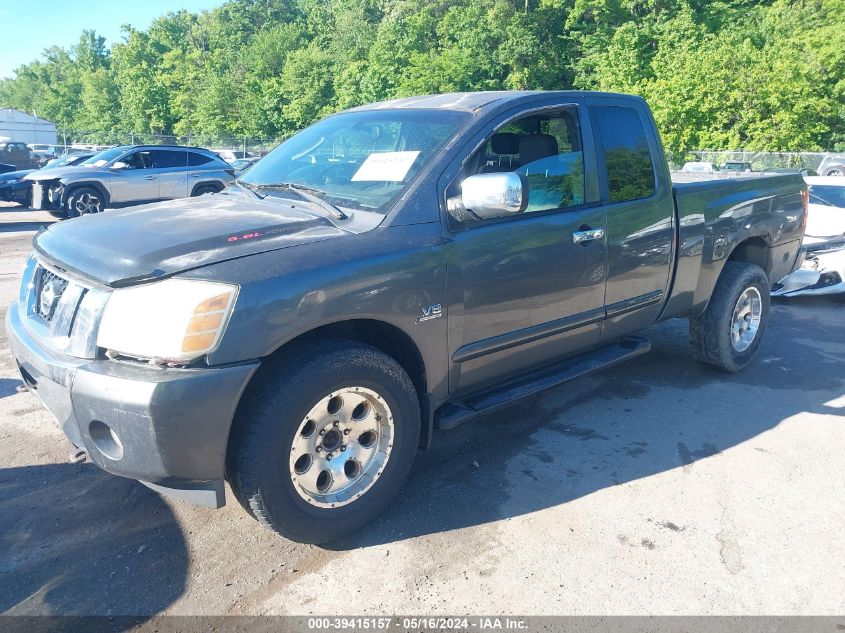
xmin=730 ymin=286 xmax=762 ymax=352
xmin=74 ymin=191 xmax=102 ymax=214
xmin=289 ymin=387 xmax=394 ymax=508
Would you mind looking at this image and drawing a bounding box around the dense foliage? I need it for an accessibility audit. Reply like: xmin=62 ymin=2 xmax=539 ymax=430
xmin=1 ymin=0 xmax=843 ymax=156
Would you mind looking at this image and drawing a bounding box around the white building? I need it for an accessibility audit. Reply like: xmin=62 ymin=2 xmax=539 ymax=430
xmin=0 ymin=108 xmax=57 ymax=145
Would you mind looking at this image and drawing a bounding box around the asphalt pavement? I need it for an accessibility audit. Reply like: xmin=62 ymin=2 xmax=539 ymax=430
xmin=1 ymin=201 xmax=843 ymax=617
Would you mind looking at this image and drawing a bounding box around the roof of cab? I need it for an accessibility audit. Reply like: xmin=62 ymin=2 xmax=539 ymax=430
xmin=348 ymin=90 xmax=638 ymax=113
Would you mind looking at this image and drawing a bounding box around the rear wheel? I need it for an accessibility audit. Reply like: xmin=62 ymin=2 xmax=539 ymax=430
xmin=191 ymin=184 xmax=221 ymax=197
xmin=227 ymin=339 xmax=420 ymax=543
xmin=66 ymin=186 xmax=104 ymax=216
xmin=689 ymin=261 xmax=770 ymax=372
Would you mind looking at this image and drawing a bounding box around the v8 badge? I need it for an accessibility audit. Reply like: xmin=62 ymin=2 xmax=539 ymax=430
xmin=416 ymin=303 xmax=443 ymax=323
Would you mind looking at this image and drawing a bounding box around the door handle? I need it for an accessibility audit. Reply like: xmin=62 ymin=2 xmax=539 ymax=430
xmin=144 ymin=176 xmax=156 ymax=180
xmin=572 ymin=227 xmax=606 ymax=244
xmin=190 ymin=173 xmax=201 ymax=178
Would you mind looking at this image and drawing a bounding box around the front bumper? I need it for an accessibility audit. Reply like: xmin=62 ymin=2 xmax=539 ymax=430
xmin=5 ymin=302 xmax=259 ymax=508
xmin=773 ymin=246 xmax=845 ymax=297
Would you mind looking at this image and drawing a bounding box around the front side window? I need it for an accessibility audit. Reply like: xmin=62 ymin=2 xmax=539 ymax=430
xmin=591 ymin=106 xmax=656 ymax=203
xmin=241 ymin=109 xmax=470 ymax=213
xmin=122 ymin=151 xmax=155 ymax=170
xmin=474 ymin=109 xmax=586 ymax=213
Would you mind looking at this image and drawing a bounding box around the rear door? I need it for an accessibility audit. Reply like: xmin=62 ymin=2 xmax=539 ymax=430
xmin=186 ymin=151 xmax=219 ymax=193
xmin=152 ymin=149 xmax=189 ymax=199
xmin=589 ymin=101 xmax=674 ymax=340
xmin=108 ymin=150 xmax=159 ymax=203
xmin=445 ymin=105 xmax=608 ymax=395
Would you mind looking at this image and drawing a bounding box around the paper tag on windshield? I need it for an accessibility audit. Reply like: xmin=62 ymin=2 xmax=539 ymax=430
xmin=351 ymin=151 xmax=420 ymax=182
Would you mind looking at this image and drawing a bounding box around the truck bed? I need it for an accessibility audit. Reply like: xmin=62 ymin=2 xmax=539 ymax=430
xmin=660 ymin=173 xmax=806 ymax=320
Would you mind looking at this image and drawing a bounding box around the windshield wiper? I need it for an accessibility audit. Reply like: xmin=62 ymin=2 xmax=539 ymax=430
xmin=235 ymin=179 xmax=266 ymax=199
xmin=256 ymin=182 xmax=348 ymax=220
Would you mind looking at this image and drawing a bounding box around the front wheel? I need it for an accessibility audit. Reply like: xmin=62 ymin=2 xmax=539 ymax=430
xmin=227 ymin=339 xmax=421 ymax=543
xmin=65 ymin=186 xmax=104 ymax=217
xmin=825 ymin=169 xmax=843 ymax=177
xmin=689 ymin=262 xmax=770 ymax=372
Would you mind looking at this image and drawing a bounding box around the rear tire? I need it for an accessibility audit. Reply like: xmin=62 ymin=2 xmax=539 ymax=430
xmin=689 ymin=262 xmax=770 ymax=372
xmin=191 ymin=184 xmax=221 ymax=197
xmin=226 ymin=339 xmax=420 ymax=544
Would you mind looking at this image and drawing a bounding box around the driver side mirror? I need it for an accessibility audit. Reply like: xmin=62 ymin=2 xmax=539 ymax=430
xmin=111 ymin=161 xmax=128 ymax=170
xmin=458 ymin=172 xmax=527 ymax=219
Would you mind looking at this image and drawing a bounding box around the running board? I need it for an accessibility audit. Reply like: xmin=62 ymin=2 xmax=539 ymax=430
xmin=435 ymin=336 xmax=651 ymax=430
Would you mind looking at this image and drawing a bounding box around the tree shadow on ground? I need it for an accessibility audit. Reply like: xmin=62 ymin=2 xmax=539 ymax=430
xmin=327 ymin=297 xmax=845 ymax=549
xmin=0 ymin=377 xmax=23 ymax=398
xmin=0 ymin=462 xmax=188 ymax=617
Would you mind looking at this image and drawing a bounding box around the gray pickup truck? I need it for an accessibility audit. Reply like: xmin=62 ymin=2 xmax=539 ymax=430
xmin=6 ymin=91 xmax=806 ymax=543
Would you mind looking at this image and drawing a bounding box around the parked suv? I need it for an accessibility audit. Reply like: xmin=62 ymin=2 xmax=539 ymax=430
xmin=25 ymin=145 xmax=234 ymax=217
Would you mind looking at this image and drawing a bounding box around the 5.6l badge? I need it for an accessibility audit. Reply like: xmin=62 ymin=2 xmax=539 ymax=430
xmin=416 ymin=303 xmax=443 ymax=323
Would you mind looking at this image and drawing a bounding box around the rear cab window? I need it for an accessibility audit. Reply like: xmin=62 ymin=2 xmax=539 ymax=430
xmin=590 ymin=105 xmax=656 ymax=203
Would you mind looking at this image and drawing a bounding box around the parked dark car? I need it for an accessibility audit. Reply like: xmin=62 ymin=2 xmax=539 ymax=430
xmin=0 ymin=152 xmax=94 ymax=206
xmin=762 ymin=167 xmax=819 ymax=177
xmin=0 ymin=141 xmax=35 ymax=169
xmin=231 ymin=156 xmax=260 ymax=176
xmin=720 ymin=161 xmax=752 ymax=172
xmin=6 ymin=91 xmax=806 ymax=544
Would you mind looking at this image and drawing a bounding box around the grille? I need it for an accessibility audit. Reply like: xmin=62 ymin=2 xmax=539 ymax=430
xmin=36 ymin=268 xmax=69 ymax=322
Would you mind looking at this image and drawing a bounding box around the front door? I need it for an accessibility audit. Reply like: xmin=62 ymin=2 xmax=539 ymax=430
xmin=447 ymin=107 xmax=608 ymax=395
xmin=109 ymin=150 xmax=159 ymax=203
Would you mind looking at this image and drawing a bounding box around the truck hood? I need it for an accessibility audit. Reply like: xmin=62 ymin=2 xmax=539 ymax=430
xmin=34 ymin=191 xmax=350 ymax=286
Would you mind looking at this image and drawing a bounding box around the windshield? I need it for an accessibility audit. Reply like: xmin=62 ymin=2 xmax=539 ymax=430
xmin=808 ymin=185 xmax=845 ymax=209
xmin=241 ymin=109 xmax=470 ymax=213
xmin=80 ymin=147 xmax=125 ymax=168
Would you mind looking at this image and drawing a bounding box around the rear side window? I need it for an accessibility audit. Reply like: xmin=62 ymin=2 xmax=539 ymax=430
xmin=187 ymin=152 xmax=214 ymax=166
xmin=152 ymin=150 xmax=187 ymax=169
xmin=591 ymin=106 xmax=656 ymax=203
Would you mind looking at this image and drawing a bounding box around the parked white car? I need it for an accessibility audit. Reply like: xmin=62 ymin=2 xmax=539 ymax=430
xmin=774 ymin=177 xmax=845 ymax=297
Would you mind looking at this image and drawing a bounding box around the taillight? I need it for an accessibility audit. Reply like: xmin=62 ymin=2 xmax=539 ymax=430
xmin=801 ymin=188 xmax=809 ymax=229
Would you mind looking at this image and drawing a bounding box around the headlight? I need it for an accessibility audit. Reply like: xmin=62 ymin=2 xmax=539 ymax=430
xmin=97 ymin=279 xmax=238 ymax=362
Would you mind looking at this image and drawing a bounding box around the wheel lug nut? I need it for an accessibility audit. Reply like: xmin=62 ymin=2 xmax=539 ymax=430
xmin=340 ymin=445 xmax=346 ymax=452
xmin=343 ymin=429 xmax=350 ymax=435
xmin=315 ymin=446 xmax=322 ymax=452
xmin=333 ymin=420 xmax=340 ymax=427
xmin=319 ymin=429 xmax=326 ymax=436
xmin=326 ymin=453 xmax=333 ymax=461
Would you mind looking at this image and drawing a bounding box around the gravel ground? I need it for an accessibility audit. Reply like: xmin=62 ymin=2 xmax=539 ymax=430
xmin=1 ymin=200 xmax=843 ymax=617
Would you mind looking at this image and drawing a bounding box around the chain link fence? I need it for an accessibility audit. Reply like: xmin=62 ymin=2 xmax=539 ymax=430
xmin=686 ymin=150 xmax=840 ymax=172
xmin=54 ymin=129 xmax=280 ymax=157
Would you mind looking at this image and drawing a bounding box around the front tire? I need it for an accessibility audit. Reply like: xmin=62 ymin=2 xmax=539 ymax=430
xmin=689 ymin=262 xmax=770 ymax=372
xmin=227 ymin=339 xmax=421 ymax=543
xmin=65 ymin=186 xmax=104 ymax=217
